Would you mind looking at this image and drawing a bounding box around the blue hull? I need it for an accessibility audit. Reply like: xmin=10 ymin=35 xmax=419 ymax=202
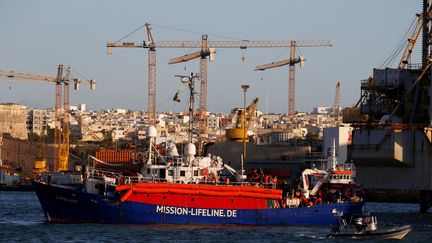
xmin=32 ymin=181 xmax=365 ymax=225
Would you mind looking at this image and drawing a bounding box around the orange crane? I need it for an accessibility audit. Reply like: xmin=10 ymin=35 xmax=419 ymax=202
xmin=107 ymin=23 xmax=330 ymax=154
xmin=226 ymin=98 xmax=259 ymax=142
xmin=255 ymin=41 xmax=332 ymax=119
xmin=0 ymin=65 xmax=96 ymax=172
xmin=399 ymin=13 xmax=423 ymax=69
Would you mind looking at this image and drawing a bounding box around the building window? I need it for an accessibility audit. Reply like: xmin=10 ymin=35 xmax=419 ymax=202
xmin=180 ymin=171 xmax=186 ymax=177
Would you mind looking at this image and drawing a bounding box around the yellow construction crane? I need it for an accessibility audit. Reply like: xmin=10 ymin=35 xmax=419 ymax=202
xmin=399 ymin=13 xmax=423 ymax=69
xmin=226 ymin=98 xmax=259 ymax=142
xmin=255 ymin=41 xmax=332 ymax=119
xmin=0 ymin=65 xmax=95 ymax=172
xmin=107 ymin=23 xmax=330 ymax=154
xmin=33 ymin=129 xmax=48 ymax=174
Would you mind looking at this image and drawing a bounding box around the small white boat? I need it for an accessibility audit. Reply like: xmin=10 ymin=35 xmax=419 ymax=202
xmin=328 ymin=215 xmax=412 ymax=240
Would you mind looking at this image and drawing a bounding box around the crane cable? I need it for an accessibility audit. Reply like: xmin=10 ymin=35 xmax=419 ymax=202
xmin=112 ymin=22 xmax=249 ymax=45
xmin=113 ymin=23 xmax=148 ymax=45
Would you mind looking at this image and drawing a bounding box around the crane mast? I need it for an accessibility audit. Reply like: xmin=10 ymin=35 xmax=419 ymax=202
xmin=288 ymin=41 xmax=297 ymax=119
xmin=54 ymin=65 xmax=65 ymax=171
xmin=255 ymin=40 xmax=331 ymax=119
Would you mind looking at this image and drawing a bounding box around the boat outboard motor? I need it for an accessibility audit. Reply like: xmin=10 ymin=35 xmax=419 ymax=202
xmin=365 ymin=216 xmax=378 ymax=231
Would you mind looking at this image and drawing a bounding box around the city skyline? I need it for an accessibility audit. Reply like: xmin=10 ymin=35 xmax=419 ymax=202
xmin=0 ymin=0 xmax=420 ymax=114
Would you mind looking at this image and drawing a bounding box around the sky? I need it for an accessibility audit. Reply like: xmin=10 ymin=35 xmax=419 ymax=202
xmin=0 ymin=0 xmax=421 ymax=114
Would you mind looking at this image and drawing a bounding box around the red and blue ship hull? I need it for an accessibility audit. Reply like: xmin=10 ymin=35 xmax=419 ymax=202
xmin=32 ymin=180 xmax=365 ymax=225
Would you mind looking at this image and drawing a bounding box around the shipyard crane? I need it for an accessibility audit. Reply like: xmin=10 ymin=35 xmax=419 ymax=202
xmin=107 ymin=22 xmax=331 ymax=155
xmin=255 ymin=41 xmax=332 ymax=119
xmin=107 ymin=23 xmax=157 ymax=126
xmin=166 ymin=36 xmax=330 ymax=154
xmin=0 ymin=65 xmax=96 ymax=172
xmin=399 ymin=13 xmax=423 ymax=69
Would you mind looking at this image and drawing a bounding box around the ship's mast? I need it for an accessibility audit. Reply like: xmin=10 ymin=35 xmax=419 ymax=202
xmin=174 ymin=73 xmax=199 ymax=144
xmin=327 ymin=137 xmax=338 ymax=170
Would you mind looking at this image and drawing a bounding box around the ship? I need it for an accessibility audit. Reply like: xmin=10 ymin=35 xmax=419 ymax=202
xmin=32 ymin=73 xmax=365 ymax=225
xmin=32 ymin=125 xmax=365 ymax=225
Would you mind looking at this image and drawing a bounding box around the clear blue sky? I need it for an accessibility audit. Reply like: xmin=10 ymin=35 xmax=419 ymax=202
xmin=0 ymin=0 xmax=421 ymax=114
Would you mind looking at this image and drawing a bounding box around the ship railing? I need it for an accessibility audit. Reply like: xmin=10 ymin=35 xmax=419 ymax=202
xmin=87 ymin=169 xmax=278 ymax=189
xmin=88 ymin=167 xmax=140 ymax=184
xmin=127 ymin=177 xmax=278 ymax=189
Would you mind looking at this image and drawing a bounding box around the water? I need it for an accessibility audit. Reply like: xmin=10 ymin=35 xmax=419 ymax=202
xmin=1 ymin=191 xmax=431 ymax=242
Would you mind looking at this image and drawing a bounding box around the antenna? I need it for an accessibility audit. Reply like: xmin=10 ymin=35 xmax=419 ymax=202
xmin=174 ymin=73 xmax=199 ymax=143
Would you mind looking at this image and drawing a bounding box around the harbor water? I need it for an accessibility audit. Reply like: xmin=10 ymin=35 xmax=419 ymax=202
xmin=1 ymin=191 xmax=431 ymax=242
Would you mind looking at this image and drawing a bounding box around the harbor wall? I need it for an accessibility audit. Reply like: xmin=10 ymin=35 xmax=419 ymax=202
xmin=0 ymin=137 xmax=54 ymax=177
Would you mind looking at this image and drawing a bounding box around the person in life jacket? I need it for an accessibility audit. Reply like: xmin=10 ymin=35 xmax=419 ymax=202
xmin=300 ymin=195 xmax=308 ymax=207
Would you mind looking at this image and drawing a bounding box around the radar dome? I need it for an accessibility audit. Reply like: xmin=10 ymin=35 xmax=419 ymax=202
xmin=146 ymin=125 xmax=158 ymax=138
xmin=184 ymin=143 xmax=196 ymax=156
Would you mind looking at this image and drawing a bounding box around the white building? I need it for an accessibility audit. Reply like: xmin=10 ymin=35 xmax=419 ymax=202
xmin=323 ymin=126 xmax=353 ymax=164
xmin=79 ymin=103 xmax=86 ymax=112
xmin=27 ymin=108 xmax=47 ymax=135
xmin=112 ymin=128 xmax=126 ymax=140
xmin=207 ymin=116 xmax=220 ymax=129
xmin=313 ymin=107 xmax=332 ymax=115
xmin=113 ymin=109 xmax=127 ymax=114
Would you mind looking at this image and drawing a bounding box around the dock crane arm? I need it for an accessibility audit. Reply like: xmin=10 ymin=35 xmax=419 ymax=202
xmin=0 ymin=70 xmax=95 ymax=86
xmin=399 ymin=13 xmax=423 ymax=69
